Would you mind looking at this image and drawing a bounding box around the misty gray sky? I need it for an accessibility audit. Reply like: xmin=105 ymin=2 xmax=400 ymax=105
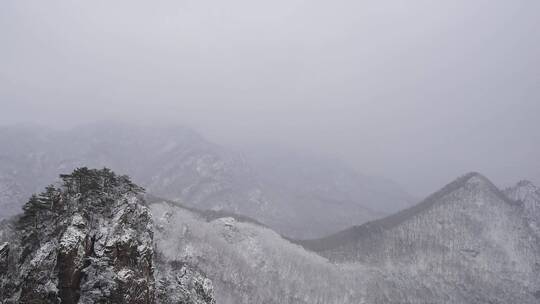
xmin=1 ymin=0 xmax=539 ymax=195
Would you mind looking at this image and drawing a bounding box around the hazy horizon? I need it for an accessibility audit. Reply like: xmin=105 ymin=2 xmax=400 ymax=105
xmin=2 ymin=0 xmax=539 ymax=196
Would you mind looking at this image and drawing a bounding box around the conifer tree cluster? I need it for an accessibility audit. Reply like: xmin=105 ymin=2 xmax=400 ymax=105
xmin=17 ymin=167 xmax=144 ymax=257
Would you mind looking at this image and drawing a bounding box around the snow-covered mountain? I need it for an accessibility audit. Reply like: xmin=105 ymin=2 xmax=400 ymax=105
xmin=0 ymin=168 xmax=215 ymax=304
xmin=148 ymin=197 xmax=368 ymax=304
xmin=148 ymin=173 xmax=540 ymax=303
xmin=2 ymin=167 xmax=538 ymax=303
xmin=298 ymin=172 xmax=540 ymax=302
xmin=0 ymin=123 xmax=413 ymax=238
xmin=505 ymin=180 xmax=540 ymax=236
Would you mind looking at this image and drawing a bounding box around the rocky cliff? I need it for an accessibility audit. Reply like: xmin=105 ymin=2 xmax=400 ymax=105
xmin=0 ymin=168 xmax=215 ymax=304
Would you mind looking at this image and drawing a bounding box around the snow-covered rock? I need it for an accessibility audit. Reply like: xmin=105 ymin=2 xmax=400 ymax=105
xmin=505 ymin=180 xmax=540 ymax=236
xmin=0 ymin=168 xmax=215 ymax=304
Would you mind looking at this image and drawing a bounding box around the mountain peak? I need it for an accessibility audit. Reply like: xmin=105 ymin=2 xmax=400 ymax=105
xmin=514 ymin=180 xmax=538 ymax=191
xmin=0 ymin=168 xmax=216 ymax=304
xmin=3 ymin=168 xmax=154 ymax=303
xmin=505 ymin=179 xmax=540 ymax=205
xmin=415 ymin=172 xmax=499 ymax=208
xmin=434 ymin=171 xmax=511 ymax=203
xmin=462 ymin=171 xmax=489 ymax=183
xmin=447 ymin=171 xmax=495 ymax=190
xmin=298 ymin=171 xmax=510 ymax=253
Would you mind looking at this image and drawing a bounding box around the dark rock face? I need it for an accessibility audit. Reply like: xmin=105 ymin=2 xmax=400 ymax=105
xmin=0 ymin=242 xmax=7 ymax=273
xmin=0 ymin=168 xmax=215 ymax=304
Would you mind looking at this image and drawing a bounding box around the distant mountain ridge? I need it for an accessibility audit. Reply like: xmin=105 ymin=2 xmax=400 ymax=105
xmin=0 ymin=122 xmax=413 ymax=238
xmin=298 ymin=172 xmax=515 ymax=252
xmin=290 ymin=172 xmax=540 ymax=302
xmin=146 ymin=172 xmax=540 ymax=303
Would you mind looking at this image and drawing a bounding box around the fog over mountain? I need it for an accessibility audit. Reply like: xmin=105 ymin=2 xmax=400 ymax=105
xmin=0 ymin=123 xmax=414 ymax=238
xmin=2 ymin=0 xmax=540 ymax=195
xmin=1 ymin=1 xmax=539 ymax=303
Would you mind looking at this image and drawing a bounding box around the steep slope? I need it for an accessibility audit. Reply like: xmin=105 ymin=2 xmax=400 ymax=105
xmin=0 ymin=123 xmax=412 ymax=238
xmin=148 ymin=172 xmax=540 ymax=304
xmin=505 ymin=180 xmax=540 ymax=236
xmin=149 ymin=198 xmax=369 ymax=304
xmin=0 ymin=168 xmax=215 ymax=304
xmin=299 ymin=173 xmax=540 ymax=302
